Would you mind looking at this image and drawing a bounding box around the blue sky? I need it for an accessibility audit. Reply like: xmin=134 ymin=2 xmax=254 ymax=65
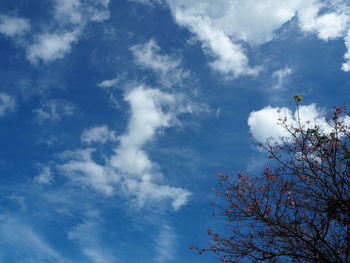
xmin=0 ymin=0 xmax=350 ymax=262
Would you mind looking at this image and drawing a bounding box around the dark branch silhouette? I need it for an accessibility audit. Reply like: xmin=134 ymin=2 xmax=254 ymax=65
xmin=192 ymin=98 xmax=350 ymax=263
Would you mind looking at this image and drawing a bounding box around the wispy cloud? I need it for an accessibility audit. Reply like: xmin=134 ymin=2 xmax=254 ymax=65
xmin=271 ymin=67 xmax=293 ymax=90
xmin=131 ymin=40 xmax=189 ymax=88
xmin=0 ymin=216 xmax=67 ymax=262
xmin=68 ymin=210 xmax=118 ymax=263
xmin=97 ymin=78 xmax=119 ymax=88
xmin=33 ymin=99 xmax=78 ymax=124
xmin=81 ymin=125 xmax=118 ymax=145
xmin=34 ymin=164 xmax=54 ymax=185
xmin=0 ymin=93 xmax=16 ymax=117
xmin=154 ymin=224 xmax=178 ymax=263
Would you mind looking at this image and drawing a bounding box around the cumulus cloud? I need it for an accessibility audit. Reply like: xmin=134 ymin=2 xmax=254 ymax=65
xmin=0 ymin=14 xmax=30 ymax=37
xmin=110 ymin=87 xmax=175 ymax=174
xmin=248 ymin=106 xmax=292 ymax=143
xmin=131 ymin=40 xmax=189 ymax=87
xmin=0 ymin=93 xmax=16 ymax=117
xmin=166 ymin=1 xmax=260 ymax=77
xmin=59 ymin=148 xmax=117 ymax=196
xmin=138 ymin=0 xmax=350 ymax=75
xmin=81 ymin=125 xmax=117 ymax=145
xmin=33 ymin=99 xmax=77 ymax=124
xmin=27 ymin=30 xmax=80 ymax=64
xmin=248 ymin=104 xmax=328 ymax=143
xmin=111 ymin=86 xmax=192 ymax=209
xmin=162 ymin=0 xmax=305 ymax=76
xmin=59 ymin=86 xmax=191 ymax=210
xmin=297 ymin=2 xmax=348 ymax=41
xmin=25 ymin=0 xmax=110 ymax=64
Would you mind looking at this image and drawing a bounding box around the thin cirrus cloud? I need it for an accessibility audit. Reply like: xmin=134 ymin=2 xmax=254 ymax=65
xmin=97 ymin=40 xmax=191 ymax=89
xmin=0 ymin=216 xmax=66 ymax=262
xmin=59 ymin=86 xmax=192 ymax=210
xmin=68 ymin=211 xmax=118 ymax=263
xmin=154 ymin=224 xmax=178 ymax=263
xmin=137 ymin=0 xmax=350 ymax=76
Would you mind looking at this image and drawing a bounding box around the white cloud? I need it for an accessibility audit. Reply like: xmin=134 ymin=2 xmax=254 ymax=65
xmin=138 ymin=0 xmax=350 ymax=74
xmin=27 ymin=30 xmax=80 ymax=64
xmin=97 ymin=78 xmax=119 ymax=88
xmin=59 ymin=86 xmax=192 ymax=210
xmin=166 ymin=0 xmax=300 ymax=44
xmin=122 ymin=175 xmax=191 ymax=210
xmin=25 ymin=0 xmax=110 ymax=64
xmin=163 ymin=0 xmax=306 ymax=76
xmin=297 ymin=2 xmax=348 ymax=41
xmin=110 ymin=86 xmax=175 ymax=174
xmin=54 ymin=0 xmax=110 ymax=24
xmin=34 ymin=165 xmax=54 ymax=185
xmin=112 ymin=86 xmax=192 ymax=209
xmin=248 ymin=104 xmax=328 ymax=143
xmin=81 ymin=125 xmax=117 ymax=145
xmin=248 ymin=106 xmax=292 ymax=143
xmin=342 ymin=29 xmax=350 ymax=71
xmin=59 ymin=148 xmax=117 ymax=196
xmin=54 ymin=0 xmax=82 ymax=25
xmin=131 ymin=40 xmax=189 ymax=87
xmin=166 ymin=2 xmax=260 ymax=77
xmin=33 ymin=99 xmax=77 ymax=123
xmin=271 ymin=67 xmax=293 ymax=90
xmin=0 ymin=14 xmax=30 ymax=37
xmin=0 ymin=93 xmax=16 ymax=117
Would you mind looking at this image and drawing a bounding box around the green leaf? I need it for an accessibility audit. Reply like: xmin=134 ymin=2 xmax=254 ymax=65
xmin=293 ymin=94 xmax=302 ymax=102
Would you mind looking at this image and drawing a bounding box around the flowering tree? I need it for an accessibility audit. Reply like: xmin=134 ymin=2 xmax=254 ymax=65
xmin=193 ymin=97 xmax=350 ymax=262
